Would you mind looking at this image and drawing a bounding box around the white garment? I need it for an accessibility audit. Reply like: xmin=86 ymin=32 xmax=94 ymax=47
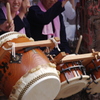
xmin=62 ymin=1 xmax=79 ymax=41
xmin=75 ymin=0 xmax=79 ymax=6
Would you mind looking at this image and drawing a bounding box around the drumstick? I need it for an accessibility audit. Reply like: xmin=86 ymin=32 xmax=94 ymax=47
xmin=75 ymin=35 xmax=83 ymax=54
xmin=6 ymin=2 xmax=12 ymax=23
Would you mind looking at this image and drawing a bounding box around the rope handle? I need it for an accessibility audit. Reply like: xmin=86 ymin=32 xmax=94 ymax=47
xmin=49 ymin=38 xmax=61 ymax=51
xmin=2 ymin=42 xmax=16 ymax=57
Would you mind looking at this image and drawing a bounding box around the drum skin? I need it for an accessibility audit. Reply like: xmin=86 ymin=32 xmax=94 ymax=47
xmin=0 ymin=36 xmax=50 ymax=97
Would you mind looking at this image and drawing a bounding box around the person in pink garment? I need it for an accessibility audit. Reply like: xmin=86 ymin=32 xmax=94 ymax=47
xmin=0 ymin=0 xmax=31 ymax=37
xmin=0 ymin=0 xmax=14 ymax=32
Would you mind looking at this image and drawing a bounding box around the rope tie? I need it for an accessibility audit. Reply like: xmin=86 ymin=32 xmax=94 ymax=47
xmin=2 ymin=46 xmax=12 ymax=50
xmin=12 ymin=43 xmax=16 ymax=58
xmin=2 ymin=42 xmax=16 ymax=57
xmin=50 ymin=38 xmax=61 ymax=51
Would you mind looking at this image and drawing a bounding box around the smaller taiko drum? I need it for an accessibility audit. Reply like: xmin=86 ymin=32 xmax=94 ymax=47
xmin=0 ymin=32 xmax=61 ymax=100
xmin=85 ymin=59 xmax=100 ymax=94
xmin=55 ymin=60 xmax=90 ymax=99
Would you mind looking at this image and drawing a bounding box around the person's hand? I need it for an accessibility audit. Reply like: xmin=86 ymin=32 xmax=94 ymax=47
xmin=8 ymin=20 xmax=14 ymax=31
xmin=19 ymin=0 xmax=30 ymax=19
xmin=61 ymin=0 xmax=69 ymax=7
xmin=0 ymin=20 xmax=14 ymax=32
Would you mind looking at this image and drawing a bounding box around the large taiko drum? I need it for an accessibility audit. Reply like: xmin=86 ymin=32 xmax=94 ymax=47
xmin=55 ymin=57 xmax=90 ymax=99
xmin=85 ymin=59 xmax=100 ymax=94
xmin=0 ymin=32 xmax=61 ymax=100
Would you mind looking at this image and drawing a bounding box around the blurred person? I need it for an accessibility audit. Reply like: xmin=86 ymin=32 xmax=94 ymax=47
xmin=62 ymin=0 xmax=80 ymax=53
xmin=62 ymin=0 xmax=78 ymax=42
xmin=0 ymin=0 xmax=14 ymax=34
xmin=0 ymin=0 xmax=31 ymax=37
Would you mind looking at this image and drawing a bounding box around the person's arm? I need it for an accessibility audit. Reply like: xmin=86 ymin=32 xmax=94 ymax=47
xmin=0 ymin=8 xmax=14 ymax=33
xmin=0 ymin=9 xmax=23 ymax=32
xmin=61 ymin=0 xmax=69 ymax=7
xmin=13 ymin=15 xmax=25 ymax=32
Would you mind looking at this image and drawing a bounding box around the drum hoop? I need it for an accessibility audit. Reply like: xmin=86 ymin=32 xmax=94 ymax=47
xmin=18 ymin=73 xmax=58 ymax=100
xmin=0 ymin=31 xmax=27 ymax=47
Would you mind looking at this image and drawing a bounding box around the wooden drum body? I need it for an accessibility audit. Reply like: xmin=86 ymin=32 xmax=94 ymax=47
xmin=0 ymin=32 xmax=60 ymax=100
xmin=55 ymin=61 xmax=90 ymax=99
xmin=85 ymin=59 xmax=100 ymax=94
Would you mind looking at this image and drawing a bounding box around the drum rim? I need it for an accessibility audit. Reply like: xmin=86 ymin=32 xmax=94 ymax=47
xmin=0 ymin=31 xmax=27 ymax=47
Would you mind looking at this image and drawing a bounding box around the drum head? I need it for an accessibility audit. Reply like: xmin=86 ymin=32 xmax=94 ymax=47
xmin=87 ymin=78 xmax=100 ymax=94
xmin=21 ymin=76 xmax=60 ymax=100
xmin=55 ymin=75 xmax=90 ymax=99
